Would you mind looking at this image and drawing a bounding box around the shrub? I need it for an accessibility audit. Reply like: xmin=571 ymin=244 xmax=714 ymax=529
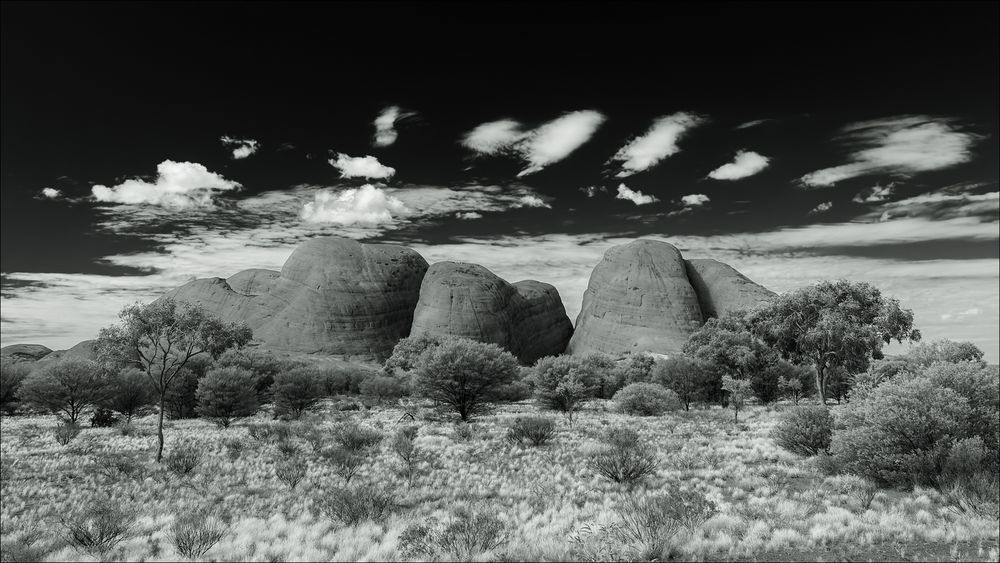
xmin=613 ymin=490 xmax=717 ymax=559
xmin=771 ymin=405 xmax=833 ymax=456
xmin=163 ymin=355 xmax=214 ymax=420
xmin=588 ymin=427 xmax=657 ymax=486
xmin=398 ymin=506 xmax=509 ymax=560
xmin=319 ymin=367 xmax=352 ymax=396
xmin=320 ymin=446 xmax=364 ymax=483
xmin=272 ymin=367 xmax=325 ymax=419
xmin=384 ymin=333 xmax=444 ymax=376
xmin=164 ymin=448 xmax=202 ymax=477
xmin=413 ymin=337 xmax=519 ymax=421
xmin=100 ymin=367 xmax=153 ymax=422
xmin=721 ymin=375 xmax=754 ymax=424
xmin=492 ymin=380 xmax=532 ymax=403
xmin=359 ymin=375 xmax=406 ymax=403
xmin=89 ymin=407 xmax=120 ymax=428
xmin=195 ymin=367 xmax=259 ymax=428
xmin=0 ymin=359 xmax=32 ymax=415
xmin=19 ymin=359 xmax=112 ymax=423
xmin=506 ymin=415 xmax=557 ymax=446
xmin=95 ymin=454 xmax=146 ymax=481
xmin=53 ymin=421 xmax=82 ymax=446
xmin=214 ymin=347 xmax=296 ymax=401
xmin=223 ymin=438 xmax=245 ymax=461
xmin=944 ymin=470 xmax=1000 ymax=520
xmin=246 ymin=422 xmax=274 ymax=442
xmin=651 ymin=356 xmax=716 ymax=410
xmin=274 ymin=456 xmax=308 ymax=489
xmin=391 ymin=426 xmax=420 ymax=484
xmin=316 ymin=484 xmax=396 ymax=525
xmin=334 ymin=422 xmax=382 ymax=452
xmin=59 ymin=497 xmax=138 ymax=557
xmin=531 ymin=355 xmax=595 ymax=420
xmin=907 ymin=339 xmax=986 ymax=367
xmin=170 ymin=513 xmax=229 ymax=560
xmin=613 ymin=383 xmax=681 ymax=416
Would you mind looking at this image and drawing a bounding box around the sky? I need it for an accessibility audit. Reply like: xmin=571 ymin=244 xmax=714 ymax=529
xmin=2 ymin=1 xmax=998 ymax=360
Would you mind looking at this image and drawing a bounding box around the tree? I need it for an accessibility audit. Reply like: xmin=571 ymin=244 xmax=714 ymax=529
xmin=96 ymin=299 xmax=252 ymax=461
xmin=0 ymin=359 xmax=32 ymax=415
xmin=195 ymin=367 xmax=259 ymax=428
xmin=272 ymin=367 xmax=325 ymax=418
xmin=616 ymin=353 xmax=656 ymax=386
xmin=531 ymin=355 xmax=596 ymax=421
xmin=413 ymin=336 xmax=519 ymax=421
xmin=906 ymin=340 xmax=986 ymax=367
xmin=384 ymin=333 xmax=443 ymax=376
xmin=777 ymin=375 xmax=803 ymax=405
xmin=748 ymin=280 xmax=920 ymax=405
xmin=163 ymin=355 xmax=213 ymax=419
xmin=18 ymin=359 xmax=112 ymax=423
xmin=101 ymin=367 xmax=153 ymax=422
xmin=651 ymin=356 xmax=716 ymax=410
xmin=721 ymin=375 xmax=754 ymax=424
xmin=359 ymin=375 xmax=406 ymax=403
xmin=580 ymin=353 xmax=622 ymax=398
xmin=684 ymin=312 xmax=778 ymax=383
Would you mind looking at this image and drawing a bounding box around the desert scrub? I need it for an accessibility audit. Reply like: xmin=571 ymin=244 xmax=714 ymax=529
xmin=613 ymin=382 xmax=682 ymax=416
xmin=52 ymin=420 xmax=82 ymax=446
xmin=612 ymin=489 xmax=718 ymax=559
xmin=391 ymin=425 xmax=420 ymax=484
xmin=273 ymin=455 xmax=308 ymax=489
xmin=246 ymin=422 xmax=275 ymax=442
xmin=505 ymin=415 xmax=557 ymax=446
xmin=770 ymin=405 xmax=833 ymax=456
xmin=94 ymin=453 xmax=147 ymax=481
xmin=587 ymin=426 xmax=658 ymax=486
xmin=59 ymin=497 xmax=139 ymax=557
xmin=333 ymin=422 xmax=382 ymax=452
xmin=164 ymin=448 xmax=202 ymax=476
xmin=315 ymin=484 xmax=396 ymax=525
xmin=398 ymin=505 xmax=509 ymax=560
xmin=170 ymin=512 xmax=229 ymax=559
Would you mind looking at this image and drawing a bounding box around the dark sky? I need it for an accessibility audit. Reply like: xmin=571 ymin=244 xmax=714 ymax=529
xmin=1 ymin=1 xmax=998 ymax=357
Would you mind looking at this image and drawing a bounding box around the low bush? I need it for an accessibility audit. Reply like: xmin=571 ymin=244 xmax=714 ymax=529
xmin=170 ymin=512 xmax=229 ymax=560
xmin=89 ymin=407 xmax=120 ymax=428
xmin=246 ymin=422 xmax=274 ymax=442
xmin=95 ymin=454 xmax=146 ymax=481
xmin=59 ymin=497 xmax=138 ymax=557
xmin=164 ymin=448 xmax=202 ymax=477
xmin=272 ymin=367 xmax=325 ymax=419
xmin=588 ymin=427 xmax=657 ymax=486
xmin=614 ymin=490 xmax=717 ymax=559
xmin=320 ymin=446 xmax=364 ymax=483
xmin=333 ymin=422 xmax=382 ymax=452
xmin=53 ymin=421 xmax=82 ymax=446
xmin=316 ymin=484 xmax=396 ymax=525
xmin=398 ymin=506 xmax=509 ymax=560
xmin=505 ymin=415 xmax=557 ymax=446
xmin=359 ymin=375 xmax=406 ymax=403
xmin=274 ymin=455 xmax=308 ymax=489
xmin=391 ymin=425 xmax=420 ymax=483
xmin=770 ymin=405 xmax=833 ymax=456
xmin=223 ymin=438 xmax=245 ymax=461
xmin=613 ymin=383 xmax=681 ymax=416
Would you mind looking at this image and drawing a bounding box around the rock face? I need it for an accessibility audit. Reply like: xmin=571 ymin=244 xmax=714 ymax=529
xmin=38 ymin=340 xmax=99 ymax=363
xmin=567 ymin=239 xmax=774 ymax=358
xmin=0 ymin=344 xmax=52 ymax=362
xmin=164 ymin=237 xmax=428 ymax=360
xmin=567 ymin=240 xmax=704 ymax=357
xmin=410 ymin=262 xmax=573 ymax=363
xmin=684 ymin=259 xmax=776 ymax=319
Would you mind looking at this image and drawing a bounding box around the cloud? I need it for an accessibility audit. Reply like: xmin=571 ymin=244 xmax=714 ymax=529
xmin=373 ymin=105 xmax=417 ymax=147
xmin=809 ymin=201 xmax=833 ymax=214
xmin=680 ymin=193 xmax=710 ymax=207
xmin=800 ymin=116 xmax=978 ymax=187
xmin=461 ymin=119 xmax=526 ymax=155
xmin=874 ymin=190 xmax=998 ymax=222
xmin=609 ymin=112 xmax=705 ymax=177
xmin=517 ymin=110 xmax=606 ymax=176
xmin=329 ymin=153 xmax=396 ymax=180
xmin=513 ymin=195 xmax=551 ymax=209
xmin=941 ymin=307 xmax=982 ymax=321
xmin=853 ymin=183 xmax=895 ymax=203
xmin=91 ymin=160 xmax=241 ymax=208
xmin=580 ymin=186 xmax=607 ymax=198
xmin=456 ymin=212 xmax=483 ymax=220
xmin=462 ymin=111 xmax=606 ymax=176
xmin=735 ymin=119 xmax=770 ymax=130
xmin=220 ymin=136 xmax=260 ymax=159
xmin=300 ymin=184 xmax=408 ymax=226
xmin=708 ymin=150 xmax=770 ymax=180
xmin=616 ymin=184 xmax=659 ymax=206
xmin=39 ymin=188 xmax=62 ymax=199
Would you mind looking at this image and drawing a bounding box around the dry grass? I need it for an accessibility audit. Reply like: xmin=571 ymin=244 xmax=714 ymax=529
xmin=0 ymin=400 xmax=997 ymax=562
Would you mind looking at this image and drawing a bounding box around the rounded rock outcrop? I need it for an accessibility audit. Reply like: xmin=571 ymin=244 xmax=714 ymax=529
xmin=684 ymin=259 xmax=776 ymax=319
xmin=567 ymin=239 xmax=704 ymax=357
xmin=0 ymin=344 xmax=52 ymax=362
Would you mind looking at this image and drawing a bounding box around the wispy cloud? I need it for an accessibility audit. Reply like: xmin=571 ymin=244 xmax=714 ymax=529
xmin=373 ymin=105 xmax=417 ymax=147
xmin=609 ymin=112 xmax=705 ymax=177
xmin=615 ymin=183 xmax=659 ymax=205
xmin=456 ymin=211 xmax=483 ymax=220
xmin=809 ymin=201 xmax=833 ymax=214
xmin=853 ymin=182 xmax=895 ymax=203
xmin=708 ymin=150 xmax=770 ymax=180
xmin=220 ymin=136 xmax=260 ymax=159
xmin=329 ymin=153 xmax=396 ymax=180
xmin=91 ymin=160 xmax=241 ymax=208
xmin=874 ymin=190 xmax=998 ymax=222
xmin=300 ymin=184 xmax=408 ymax=226
xmin=734 ymin=119 xmax=771 ymax=130
xmin=462 ymin=110 xmax=606 ymax=176
xmin=800 ymin=115 xmax=978 ymax=187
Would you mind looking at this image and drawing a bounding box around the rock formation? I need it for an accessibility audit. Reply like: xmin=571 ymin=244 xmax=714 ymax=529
xmin=164 ymin=237 xmax=428 ymax=360
xmin=567 ymin=239 xmax=774 ymax=357
xmin=0 ymin=344 xmax=52 ymax=362
xmin=38 ymin=340 xmax=99 ymax=363
xmin=684 ymin=259 xmax=776 ymax=319
xmin=410 ymin=262 xmax=573 ymax=364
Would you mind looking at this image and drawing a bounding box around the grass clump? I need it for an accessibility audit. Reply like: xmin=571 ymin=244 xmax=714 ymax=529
xmin=170 ymin=512 xmax=229 ymax=559
xmin=505 ymin=415 xmax=557 ymax=446
xmin=316 ymin=484 xmax=396 ymax=525
xmin=399 ymin=506 xmax=509 ymax=560
xmin=164 ymin=448 xmax=201 ymax=476
xmin=587 ymin=426 xmax=657 ymax=486
xmin=59 ymin=497 xmax=138 ymax=557
xmin=52 ymin=421 xmax=81 ymax=446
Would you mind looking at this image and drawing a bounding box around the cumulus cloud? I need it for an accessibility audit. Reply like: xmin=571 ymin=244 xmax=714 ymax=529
xmin=809 ymin=201 xmax=833 ymax=214
xmin=616 ymin=184 xmax=659 ymax=206
xmin=91 ymin=160 xmax=241 ymax=208
xmin=800 ymin=115 xmax=978 ymax=187
xmin=462 ymin=111 xmax=606 ymax=176
xmin=39 ymin=188 xmax=62 ymax=199
xmin=513 ymin=195 xmax=552 ymax=209
xmin=220 ymin=136 xmax=260 ymax=159
xmin=460 ymin=119 xmax=526 ymax=155
xmin=456 ymin=211 xmax=483 ymax=220
xmin=329 ymin=153 xmax=396 ymax=180
xmin=853 ymin=182 xmax=895 ymax=203
xmin=708 ymin=150 xmax=770 ymax=180
xmin=300 ymin=184 xmax=408 ymax=225
xmin=373 ymin=105 xmax=417 ymax=147
xmin=609 ymin=112 xmax=705 ymax=177
xmin=680 ymin=193 xmax=710 ymax=207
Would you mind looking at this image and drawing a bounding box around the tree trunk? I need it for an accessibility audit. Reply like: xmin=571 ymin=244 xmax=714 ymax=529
xmin=815 ymin=364 xmax=826 ymax=406
xmin=156 ymin=393 xmax=166 ymax=462
xmin=733 ymin=407 xmax=738 ymax=425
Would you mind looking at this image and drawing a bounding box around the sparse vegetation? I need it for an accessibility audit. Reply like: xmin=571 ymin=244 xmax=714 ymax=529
xmin=506 ymin=415 xmax=557 ymax=446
